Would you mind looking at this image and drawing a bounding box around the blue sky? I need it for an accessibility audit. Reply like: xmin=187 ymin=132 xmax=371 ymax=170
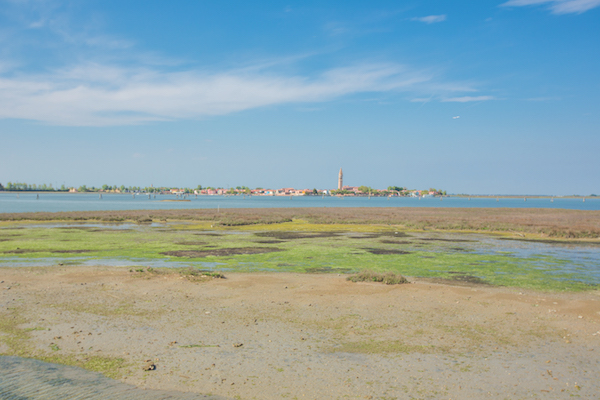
xmin=0 ymin=0 xmax=598 ymax=195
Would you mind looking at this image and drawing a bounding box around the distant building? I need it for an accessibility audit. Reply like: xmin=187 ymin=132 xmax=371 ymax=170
xmin=342 ymin=186 xmax=359 ymax=193
xmin=338 ymin=168 xmax=343 ymax=190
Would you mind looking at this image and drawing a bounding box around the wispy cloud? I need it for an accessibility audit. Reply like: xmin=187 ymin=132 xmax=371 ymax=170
xmin=0 ymin=62 xmax=448 ymax=126
xmin=410 ymin=15 xmax=447 ymax=24
xmin=500 ymin=0 xmax=600 ymax=14
xmin=0 ymin=60 xmax=488 ymax=126
xmin=442 ymin=96 xmax=495 ymax=103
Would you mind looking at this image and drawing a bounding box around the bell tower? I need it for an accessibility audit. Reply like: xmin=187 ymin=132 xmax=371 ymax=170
xmin=338 ymin=168 xmax=343 ymax=190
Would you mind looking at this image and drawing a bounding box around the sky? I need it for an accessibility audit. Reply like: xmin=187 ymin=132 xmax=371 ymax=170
xmin=0 ymin=0 xmax=599 ymax=195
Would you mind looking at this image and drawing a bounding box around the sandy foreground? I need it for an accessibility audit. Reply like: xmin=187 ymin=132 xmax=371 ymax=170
xmin=1 ymin=267 xmax=599 ymax=399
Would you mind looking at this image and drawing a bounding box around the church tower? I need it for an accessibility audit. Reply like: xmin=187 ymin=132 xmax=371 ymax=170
xmin=338 ymin=168 xmax=343 ymax=190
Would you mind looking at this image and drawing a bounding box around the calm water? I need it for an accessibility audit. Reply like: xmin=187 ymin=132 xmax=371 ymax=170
xmin=0 ymin=192 xmax=598 ymax=213
xmin=0 ymin=356 xmax=229 ymax=400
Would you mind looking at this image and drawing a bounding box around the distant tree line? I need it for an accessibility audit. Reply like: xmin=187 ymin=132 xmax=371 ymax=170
xmin=1 ymin=182 xmax=64 ymax=191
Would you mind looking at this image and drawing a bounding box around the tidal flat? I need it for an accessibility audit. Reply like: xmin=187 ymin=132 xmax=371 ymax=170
xmin=1 ymin=210 xmax=600 ymax=399
xmin=1 ymin=269 xmax=599 ymax=399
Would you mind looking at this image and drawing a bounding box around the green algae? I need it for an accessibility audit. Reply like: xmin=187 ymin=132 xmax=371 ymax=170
xmin=1 ymin=222 xmax=598 ymax=292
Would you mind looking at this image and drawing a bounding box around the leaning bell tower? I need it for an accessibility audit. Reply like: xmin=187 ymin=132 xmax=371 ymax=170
xmin=338 ymin=168 xmax=343 ymax=190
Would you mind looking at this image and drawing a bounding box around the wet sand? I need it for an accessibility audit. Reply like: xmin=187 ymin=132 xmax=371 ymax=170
xmin=1 ymin=267 xmax=599 ymax=399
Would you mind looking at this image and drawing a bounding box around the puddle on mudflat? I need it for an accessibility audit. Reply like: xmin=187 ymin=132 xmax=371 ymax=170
xmin=0 ymin=356 xmax=229 ymax=400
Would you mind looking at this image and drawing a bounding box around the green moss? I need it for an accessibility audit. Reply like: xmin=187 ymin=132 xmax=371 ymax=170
xmin=1 ymin=222 xmax=598 ymax=292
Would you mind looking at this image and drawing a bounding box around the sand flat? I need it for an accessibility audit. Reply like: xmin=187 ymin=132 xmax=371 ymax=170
xmin=1 ymin=267 xmax=599 ymax=399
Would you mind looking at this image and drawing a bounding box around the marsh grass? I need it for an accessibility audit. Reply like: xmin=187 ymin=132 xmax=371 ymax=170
xmin=347 ymin=270 xmax=408 ymax=285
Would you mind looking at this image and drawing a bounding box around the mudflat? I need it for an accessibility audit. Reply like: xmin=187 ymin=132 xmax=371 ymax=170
xmin=2 ymin=267 xmax=599 ymax=399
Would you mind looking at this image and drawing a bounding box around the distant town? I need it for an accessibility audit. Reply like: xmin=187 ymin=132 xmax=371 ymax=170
xmin=0 ymin=181 xmax=446 ymax=198
xmin=0 ymin=168 xmax=447 ymax=197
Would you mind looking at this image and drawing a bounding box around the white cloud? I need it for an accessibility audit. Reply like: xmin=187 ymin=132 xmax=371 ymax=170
xmin=442 ymin=96 xmax=495 ymax=103
xmin=452 ymin=116 xmax=460 ymax=119
xmin=500 ymin=0 xmax=600 ymax=14
xmin=410 ymin=15 xmax=447 ymax=24
xmin=0 ymin=62 xmax=456 ymax=126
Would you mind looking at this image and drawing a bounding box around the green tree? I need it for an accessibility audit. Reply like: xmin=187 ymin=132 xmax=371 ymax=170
xmin=312 ymin=188 xmax=318 ymax=195
xmin=388 ymin=186 xmax=405 ymax=192
xmin=78 ymin=185 xmax=87 ymax=192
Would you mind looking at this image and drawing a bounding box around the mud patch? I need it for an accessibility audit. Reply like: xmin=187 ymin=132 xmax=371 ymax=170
xmin=255 ymin=231 xmax=340 ymax=240
xmin=4 ymin=249 xmax=92 ymax=254
xmin=419 ymin=238 xmax=476 ymax=243
xmin=255 ymin=240 xmax=287 ymax=244
xmin=194 ymin=233 xmax=223 ymax=237
xmin=0 ymin=238 xmax=10 ymax=242
xmin=380 ymin=240 xmax=412 ymax=245
xmin=174 ymin=241 xmax=207 ymax=246
xmin=422 ymin=272 xmax=490 ymax=287
xmin=161 ymin=247 xmax=283 ymax=258
xmin=51 ymin=250 xmax=92 ymax=254
xmin=350 ymin=232 xmax=411 ymax=239
xmin=364 ymin=248 xmax=411 ymax=255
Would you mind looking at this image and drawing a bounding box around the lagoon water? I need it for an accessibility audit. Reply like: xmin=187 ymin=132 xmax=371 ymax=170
xmin=0 ymin=192 xmax=598 ymax=213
